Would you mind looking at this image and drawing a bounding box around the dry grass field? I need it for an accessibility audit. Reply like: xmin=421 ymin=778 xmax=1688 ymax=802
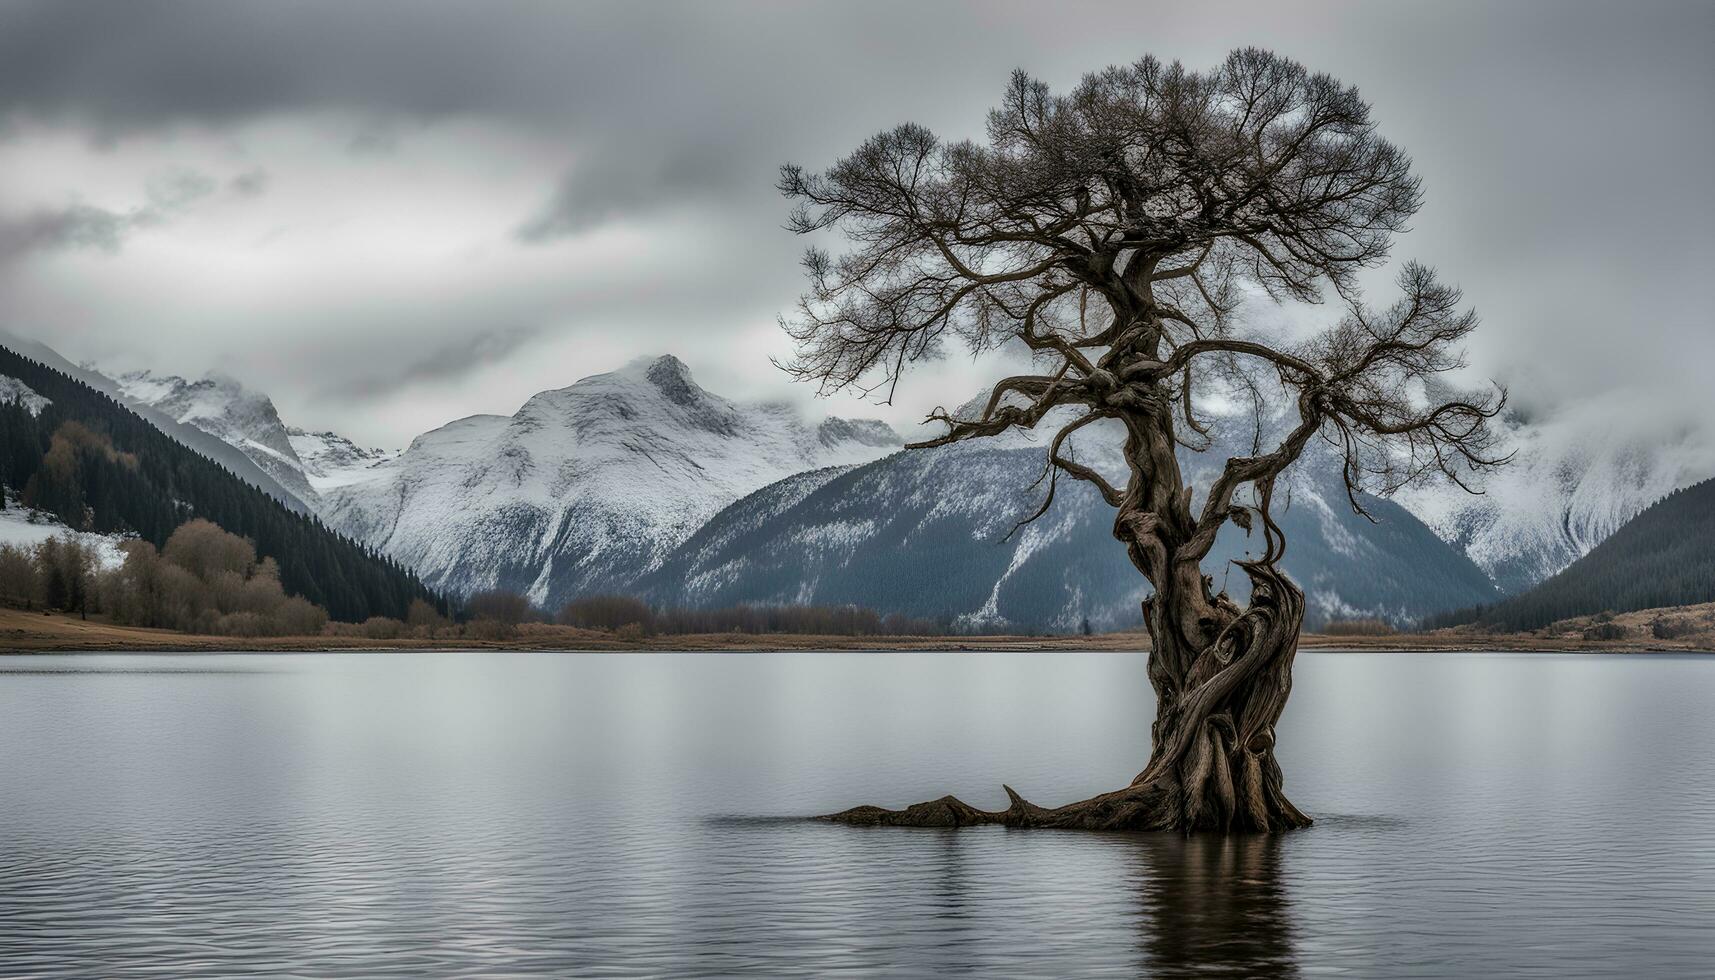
xmin=3 ymin=603 xmax=1713 ymax=654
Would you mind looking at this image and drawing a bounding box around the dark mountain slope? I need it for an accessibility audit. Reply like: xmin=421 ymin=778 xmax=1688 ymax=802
xmin=0 ymin=331 xmax=310 ymax=512
xmin=1476 ymin=477 xmax=1715 ymax=630
xmin=0 ymin=345 xmax=438 ymax=622
xmin=638 ymin=436 xmax=1499 ymax=633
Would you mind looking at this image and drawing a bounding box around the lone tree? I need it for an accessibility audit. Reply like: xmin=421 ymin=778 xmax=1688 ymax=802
xmin=779 ymin=49 xmax=1505 ymax=832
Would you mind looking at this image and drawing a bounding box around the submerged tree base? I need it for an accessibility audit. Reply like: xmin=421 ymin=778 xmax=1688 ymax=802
xmin=821 ymin=783 xmax=1176 ymax=831
xmin=821 ymin=561 xmax=1314 ymax=835
xmin=820 ymin=781 xmax=1311 ymax=832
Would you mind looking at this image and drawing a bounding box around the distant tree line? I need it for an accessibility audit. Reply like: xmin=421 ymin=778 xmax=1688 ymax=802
xmin=1320 ymin=617 xmax=1397 ymax=637
xmin=559 ymin=593 xmax=950 ymax=636
xmin=1417 ymin=602 xmax=1490 ymax=630
xmin=0 ymin=346 xmax=442 ymax=622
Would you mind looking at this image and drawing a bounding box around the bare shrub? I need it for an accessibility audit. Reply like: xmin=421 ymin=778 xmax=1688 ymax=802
xmin=1582 ymin=622 xmax=1628 ymax=641
xmin=273 ymin=596 xmax=329 ymax=636
xmin=467 ymin=589 xmax=531 ymax=626
xmin=163 ymin=519 xmax=255 ymax=582
xmin=560 ymin=594 xmax=654 ymax=631
xmin=361 ymin=616 xmax=404 ymax=640
xmin=1651 ymin=617 xmax=1698 ymax=640
xmin=405 ymin=597 xmax=448 ymax=637
xmin=465 ymin=617 xmax=516 ymax=641
xmin=215 ymin=611 xmax=267 ymax=637
xmin=0 ymin=543 xmax=41 ymax=607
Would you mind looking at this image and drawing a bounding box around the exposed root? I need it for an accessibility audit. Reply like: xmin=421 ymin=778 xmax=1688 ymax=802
xmin=820 ymin=782 xmax=1183 ymax=831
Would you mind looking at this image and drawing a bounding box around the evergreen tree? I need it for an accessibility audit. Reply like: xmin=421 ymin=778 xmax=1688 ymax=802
xmin=1473 ymin=478 xmax=1715 ymax=630
xmin=0 ymin=345 xmax=441 ymax=621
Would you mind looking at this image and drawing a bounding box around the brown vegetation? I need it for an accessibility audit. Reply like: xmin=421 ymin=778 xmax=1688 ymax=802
xmin=559 ymin=595 xmax=948 ymax=637
xmin=0 ymin=519 xmax=329 ymax=636
xmin=1321 ymin=617 xmax=1396 ymax=637
xmin=5 ymin=601 xmax=1713 ymax=653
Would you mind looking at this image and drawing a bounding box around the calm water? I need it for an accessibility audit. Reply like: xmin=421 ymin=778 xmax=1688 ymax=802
xmin=1 ymin=650 xmax=1711 ymax=978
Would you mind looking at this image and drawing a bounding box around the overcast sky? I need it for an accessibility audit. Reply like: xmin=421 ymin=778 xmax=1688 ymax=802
xmin=1 ymin=0 xmax=1710 ymax=447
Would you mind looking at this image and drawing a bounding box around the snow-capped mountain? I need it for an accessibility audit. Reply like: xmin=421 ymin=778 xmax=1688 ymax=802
xmin=318 ymin=355 xmax=901 ymax=608
xmin=1395 ymin=399 xmax=1715 ymax=595
xmin=1473 ymin=475 xmax=1715 ymax=629
xmin=0 ymin=333 xmax=312 ymax=513
xmin=287 ymin=427 xmax=397 ymax=493
xmin=637 ymin=414 xmax=1500 ymax=631
xmin=26 ymin=322 xmax=1705 ymax=620
xmin=115 ymin=369 xmax=319 ymax=506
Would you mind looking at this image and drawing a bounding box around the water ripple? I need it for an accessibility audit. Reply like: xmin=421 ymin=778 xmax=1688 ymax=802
xmin=0 ymin=650 xmax=1711 ymax=977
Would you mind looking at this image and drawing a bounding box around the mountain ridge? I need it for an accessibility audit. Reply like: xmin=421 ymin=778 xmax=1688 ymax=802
xmin=114 ymin=368 xmax=319 ymax=506
xmin=1470 ymin=476 xmax=1715 ymax=630
xmin=0 ymin=345 xmax=437 ymax=622
xmin=637 ymin=418 xmax=1502 ymax=632
xmin=17 ymin=333 xmax=1703 ymax=630
xmin=319 ymin=354 xmax=904 ymax=608
xmin=0 ymin=333 xmax=312 ymax=513
xmin=1396 ymin=405 xmax=1715 ymax=594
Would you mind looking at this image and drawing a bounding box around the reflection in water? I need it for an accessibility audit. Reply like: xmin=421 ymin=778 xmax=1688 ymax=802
xmin=1127 ymin=833 xmax=1297 ymax=978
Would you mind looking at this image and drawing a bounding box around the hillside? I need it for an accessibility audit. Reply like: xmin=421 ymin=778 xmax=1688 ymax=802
xmin=638 ymin=422 xmax=1499 ymax=632
xmin=0 ymin=346 xmax=437 ymax=622
xmin=1397 ymin=408 xmax=1715 ymax=594
xmin=115 ymin=369 xmax=320 ymax=506
xmin=0 ymin=491 xmax=128 ymax=569
xmin=108 ymin=370 xmax=401 ymax=506
xmin=0 ymin=332 xmax=311 ymax=512
xmin=1474 ymin=477 xmax=1715 ymax=630
xmin=320 ymin=355 xmax=901 ymax=608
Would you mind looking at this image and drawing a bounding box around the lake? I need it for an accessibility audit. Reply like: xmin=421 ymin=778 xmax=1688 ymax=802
xmin=1 ymin=650 xmax=1711 ymax=977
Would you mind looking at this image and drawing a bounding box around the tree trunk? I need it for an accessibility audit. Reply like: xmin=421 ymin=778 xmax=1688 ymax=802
xmin=821 ymin=560 xmax=1310 ymax=833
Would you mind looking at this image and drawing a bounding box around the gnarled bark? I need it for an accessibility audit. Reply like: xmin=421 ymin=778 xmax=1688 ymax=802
xmin=786 ymin=50 xmax=1506 ymax=835
xmin=823 ymin=560 xmax=1309 ymax=833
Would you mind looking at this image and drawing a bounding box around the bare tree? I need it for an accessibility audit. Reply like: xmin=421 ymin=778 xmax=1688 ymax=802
xmin=779 ymin=49 xmax=1505 ymax=832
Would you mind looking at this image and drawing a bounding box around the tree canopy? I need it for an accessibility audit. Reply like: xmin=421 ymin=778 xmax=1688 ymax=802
xmin=780 ymin=49 xmax=1506 ymax=584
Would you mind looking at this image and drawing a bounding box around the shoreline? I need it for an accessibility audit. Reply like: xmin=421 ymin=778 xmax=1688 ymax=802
xmin=2 ymin=609 xmax=1710 ymax=655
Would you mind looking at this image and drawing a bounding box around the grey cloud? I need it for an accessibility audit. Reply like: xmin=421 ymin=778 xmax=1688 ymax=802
xmin=1 ymin=169 xmax=219 ymax=264
xmin=345 ymin=123 xmax=399 ymax=156
xmin=0 ymin=2 xmax=758 ymax=131
xmin=146 ymin=168 xmax=217 ymax=209
xmin=0 ymin=204 xmax=144 ymax=261
xmin=312 ymin=323 xmax=547 ymax=399
xmin=1 ymin=0 xmax=1711 ymax=445
xmin=229 ymin=168 xmax=270 ymax=198
xmin=517 ymin=146 xmax=750 ymax=240
xmin=0 ymin=2 xmax=982 ymax=229
xmin=393 ymin=324 xmax=544 ymax=388
xmin=292 ymin=232 xmax=799 ymax=401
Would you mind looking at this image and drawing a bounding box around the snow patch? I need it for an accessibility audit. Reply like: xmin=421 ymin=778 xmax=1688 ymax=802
xmin=1395 ymin=389 xmax=1715 ymax=592
xmin=0 ymin=499 xmax=129 ymax=569
xmin=0 ymin=376 xmax=50 ymax=416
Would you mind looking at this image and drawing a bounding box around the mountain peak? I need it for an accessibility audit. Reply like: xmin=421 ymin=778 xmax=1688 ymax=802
xmin=321 ymin=352 xmax=903 ymax=608
xmin=110 ymin=365 xmax=316 ymax=506
xmin=642 ymin=354 xmax=701 ymax=405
